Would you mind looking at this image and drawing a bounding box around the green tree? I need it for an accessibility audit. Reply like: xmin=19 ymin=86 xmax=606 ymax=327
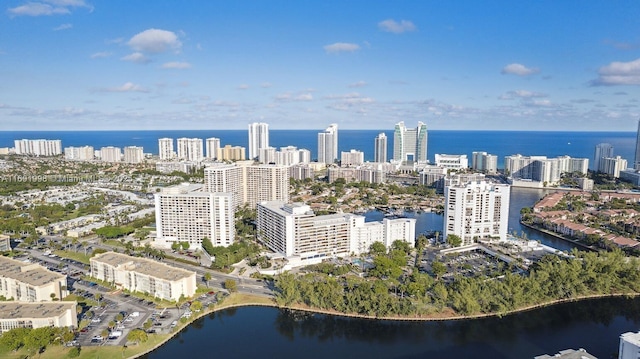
xmin=431 ymin=261 xmax=447 ymax=279
xmin=126 ymin=329 xmax=148 ymax=344
xmin=203 ymin=272 xmax=212 ymax=287
xmin=190 ymin=300 xmax=203 ymax=312
xmin=369 ymin=241 xmax=387 ymax=256
xmin=446 ymin=234 xmax=462 ymax=247
xmin=224 ymin=279 xmax=237 ymax=292
xmin=143 ymin=319 xmax=153 ymax=330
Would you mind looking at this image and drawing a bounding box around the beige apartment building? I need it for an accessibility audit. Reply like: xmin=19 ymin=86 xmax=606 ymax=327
xmin=90 ymin=252 xmax=197 ymax=302
xmin=0 ymin=256 xmax=67 ymax=302
xmin=0 ymin=301 xmax=77 ymax=333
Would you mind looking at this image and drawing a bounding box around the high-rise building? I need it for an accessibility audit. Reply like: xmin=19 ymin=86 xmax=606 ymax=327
xmin=256 ymin=201 xmax=415 ymax=262
xmin=158 ymin=138 xmax=174 ymax=160
xmin=317 ymin=124 xmax=338 ymax=164
xmin=177 ymin=138 xmax=204 ymax=162
xmin=248 ymin=122 xmax=270 ymax=160
xmin=64 ymin=146 xmax=94 ymax=161
xmin=435 ymin=154 xmax=468 ymax=170
xmin=601 ymin=156 xmax=627 ymax=178
xmin=154 ymin=183 xmax=235 ymax=248
xmin=204 ymin=163 xmax=289 ymax=209
xmin=341 ymin=149 xmax=364 ymax=166
xmin=374 ymin=133 xmax=388 ymax=163
xmin=99 ymin=146 xmax=122 ymax=162
xmin=123 ymin=146 xmax=144 ymax=164
xmin=443 ymin=174 xmax=510 ymax=245
xmin=620 ymin=331 xmax=640 ymax=359
xmin=206 ymin=137 xmax=221 ymax=160
xmin=14 ymin=139 xmax=62 ymax=156
xmin=504 ymin=154 xmax=588 ymax=185
xmin=258 ymin=147 xmax=276 ymax=164
xmin=217 ymin=145 xmax=246 ymax=161
xmin=594 ymin=143 xmax=614 ymax=172
xmin=393 ymin=121 xmax=428 ymax=163
xmin=471 ymin=151 xmax=498 ymax=174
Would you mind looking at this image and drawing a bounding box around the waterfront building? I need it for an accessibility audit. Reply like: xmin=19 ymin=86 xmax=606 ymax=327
xmin=504 ymin=154 xmax=588 ymax=185
xmin=256 ymin=201 xmax=415 ymax=265
xmin=155 ymin=161 xmax=201 ymax=174
xmin=393 ymin=121 xmax=428 ymax=164
xmin=595 ymin=143 xmax=614 ymax=172
xmin=217 ymin=145 xmax=246 ymax=161
xmin=443 ymin=174 xmax=510 ymax=245
xmin=158 ymin=138 xmax=175 ymax=160
xmin=327 ymin=166 xmax=385 ymax=184
xmin=64 ymin=146 xmax=94 ymax=161
xmin=434 ymin=154 xmax=468 ymax=170
xmin=600 ymin=156 xmax=627 ymax=178
xmin=259 ymin=146 xmax=276 ymax=164
xmin=90 ymin=252 xmax=197 ymax=301
xmin=99 ymin=146 xmax=122 ymax=162
xmin=620 ymin=331 xmax=640 ymax=359
xmin=155 ymin=183 xmax=235 ymax=248
xmin=317 ymin=124 xmax=338 ymax=164
xmin=0 ymin=302 xmax=77 ymax=333
xmin=123 ymin=146 xmax=144 ymax=164
xmin=177 ymin=138 xmax=204 ymax=162
xmin=248 ymin=122 xmax=270 ymax=160
xmin=204 ymin=163 xmax=289 ymax=209
xmin=374 ymin=133 xmax=388 ymax=163
xmin=14 ymin=139 xmax=62 ymax=156
xmin=206 ymin=137 xmax=221 ymax=160
xmin=0 ymin=256 xmax=67 ymax=302
xmin=471 ymin=151 xmax=498 ymax=174
xmin=341 ymin=149 xmax=364 ymax=166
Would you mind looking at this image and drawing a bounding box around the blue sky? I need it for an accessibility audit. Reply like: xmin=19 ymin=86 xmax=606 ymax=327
xmin=1 ymin=1 xmax=639 ymax=131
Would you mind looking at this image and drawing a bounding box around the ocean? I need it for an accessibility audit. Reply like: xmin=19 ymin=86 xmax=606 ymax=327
xmin=0 ymin=130 xmax=635 ymax=169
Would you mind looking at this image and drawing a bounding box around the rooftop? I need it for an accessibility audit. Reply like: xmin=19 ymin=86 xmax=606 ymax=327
xmin=0 ymin=301 xmax=76 ymax=320
xmin=91 ymin=252 xmax=195 ymax=282
xmin=0 ymin=256 xmax=66 ymax=287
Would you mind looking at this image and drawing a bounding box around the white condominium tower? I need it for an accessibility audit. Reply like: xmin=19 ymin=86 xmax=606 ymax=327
xmin=374 ymin=132 xmax=387 ymax=163
xmin=393 ymin=121 xmax=428 ymax=163
xmin=443 ymin=174 xmax=510 ymax=246
xmin=248 ymin=122 xmax=270 ymax=160
xmin=154 ymin=183 xmax=235 ymax=248
xmin=471 ymin=151 xmax=498 ymax=174
xmin=318 ymin=123 xmax=338 ymax=164
xmin=14 ymin=139 xmax=62 ymax=156
xmin=206 ymin=137 xmax=221 ymax=160
xmin=123 ymin=146 xmax=144 ymax=164
xmin=158 ymin=138 xmax=174 ymax=160
xmin=594 ymin=143 xmax=614 ymax=172
xmin=64 ymin=146 xmax=94 ymax=161
xmin=99 ymin=146 xmax=122 ymax=162
xmin=177 ymin=138 xmax=204 ymax=162
xmin=204 ymin=163 xmax=289 ymax=209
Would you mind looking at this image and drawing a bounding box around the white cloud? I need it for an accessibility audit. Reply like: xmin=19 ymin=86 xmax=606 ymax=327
xmin=121 ymin=52 xmax=150 ymax=64
xmin=98 ymin=82 xmax=149 ymax=93
xmin=161 ymin=61 xmax=191 ymax=69
xmin=348 ymin=81 xmax=368 ymax=88
xmin=7 ymin=0 xmax=91 ymax=17
xmin=237 ymin=84 xmax=249 ymax=90
xmin=592 ymin=58 xmax=640 ymax=86
xmin=378 ymin=19 xmax=417 ymax=34
xmin=324 ymin=42 xmax=360 ymax=54
xmin=501 ymin=63 xmax=539 ymax=76
xmin=90 ymin=51 xmax=111 ymax=59
xmin=499 ymin=90 xmax=547 ymax=100
xmin=53 ymin=23 xmax=72 ymax=31
xmin=127 ymin=29 xmax=182 ymax=54
xmin=275 ymin=92 xmax=313 ymax=102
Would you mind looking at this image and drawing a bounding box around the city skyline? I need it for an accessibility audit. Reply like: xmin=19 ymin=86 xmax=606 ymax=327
xmin=1 ymin=1 xmax=640 ymax=131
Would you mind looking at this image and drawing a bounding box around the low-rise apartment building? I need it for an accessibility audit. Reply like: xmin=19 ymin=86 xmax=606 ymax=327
xmin=0 ymin=301 xmax=77 ymax=333
xmin=90 ymin=252 xmax=197 ymax=302
xmin=0 ymin=256 xmax=67 ymax=302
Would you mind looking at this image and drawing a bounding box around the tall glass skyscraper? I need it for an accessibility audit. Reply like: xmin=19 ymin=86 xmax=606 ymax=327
xmin=317 ymin=124 xmax=338 ymax=164
xmin=248 ymin=122 xmax=270 ymax=160
xmin=374 ymin=132 xmax=387 ymax=163
xmin=393 ymin=121 xmax=428 ymax=163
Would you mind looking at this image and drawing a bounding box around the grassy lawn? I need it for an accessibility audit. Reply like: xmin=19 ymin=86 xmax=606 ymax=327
xmin=54 ymin=249 xmax=92 ymax=265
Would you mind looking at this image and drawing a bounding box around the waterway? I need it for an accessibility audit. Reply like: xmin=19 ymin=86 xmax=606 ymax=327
xmin=143 ymin=297 xmax=640 ymax=358
xmin=142 ymin=187 xmax=626 ymax=359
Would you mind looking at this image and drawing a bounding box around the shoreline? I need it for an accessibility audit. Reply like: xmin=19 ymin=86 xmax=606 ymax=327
xmin=130 ymin=291 xmax=639 ymax=358
xmin=520 ymin=220 xmax=597 ymax=251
